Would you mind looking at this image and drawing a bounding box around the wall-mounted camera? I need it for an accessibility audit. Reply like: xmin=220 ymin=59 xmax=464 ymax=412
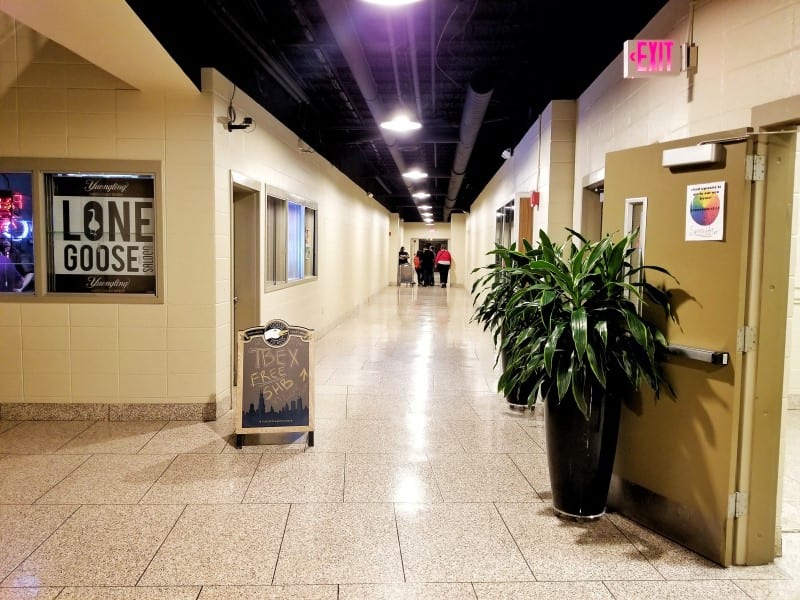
xmin=227 ymin=116 xmax=254 ymax=131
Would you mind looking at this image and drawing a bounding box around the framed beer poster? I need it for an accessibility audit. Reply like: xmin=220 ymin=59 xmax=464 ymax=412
xmin=235 ymin=319 xmax=314 ymax=448
xmin=45 ymin=172 xmax=157 ymax=294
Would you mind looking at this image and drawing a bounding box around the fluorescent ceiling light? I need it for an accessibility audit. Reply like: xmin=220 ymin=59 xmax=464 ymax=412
xmin=402 ymin=169 xmax=427 ymax=180
xmin=380 ymin=113 xmax=421 ymax=132
xmin=423 ymin=218 xmax=434 ymax=223
xmin=418 ymin=204 xmax=432 ymax=209
xmin=412 ymin=191 xmax=430 ymax=199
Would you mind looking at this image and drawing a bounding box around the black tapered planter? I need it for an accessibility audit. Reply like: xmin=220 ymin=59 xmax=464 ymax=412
xmin=545 ymin=386 xmax=622 ymax=521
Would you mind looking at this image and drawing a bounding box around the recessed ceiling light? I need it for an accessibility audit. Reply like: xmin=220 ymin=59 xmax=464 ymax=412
xmin=380 ymin=113 xmax=421 ymax=132
xmin=412 ymin=191 xmax=430 ymax=199
xmin=402 ymin=169 xmax=427 ymax=180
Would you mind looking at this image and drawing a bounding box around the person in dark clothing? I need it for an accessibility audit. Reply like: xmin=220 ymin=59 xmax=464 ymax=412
xmin=0 ymin=242 xmax=21 ymax=292
xmin=413 ymin=249 xmax=423 ymax=284
xmin=398 ymin=246 xmax=409 ymax=265
xmin=421 ymin=245 xmax=435 ymax=286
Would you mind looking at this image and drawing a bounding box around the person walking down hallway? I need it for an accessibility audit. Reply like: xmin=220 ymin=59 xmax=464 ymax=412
xmin=435 ymin=246 xmax=452 ymax=288
xmin=421 ymin=244 xmax=435 ymax=286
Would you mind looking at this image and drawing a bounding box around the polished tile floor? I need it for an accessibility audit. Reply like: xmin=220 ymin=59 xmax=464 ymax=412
xmin=0 ymin=286 xmax=798 ymax=599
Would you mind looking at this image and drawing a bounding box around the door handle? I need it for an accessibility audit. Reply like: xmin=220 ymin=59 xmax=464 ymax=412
xmin=233 ymin=296 xmax=239 ymax=305
xmin=668 ymin=344 xmax=729 ymax=365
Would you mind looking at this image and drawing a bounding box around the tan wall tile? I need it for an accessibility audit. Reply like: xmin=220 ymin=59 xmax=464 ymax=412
xmin=18 ymin=87 xmax=66 ymax=112
xmin=119 ymin=350 xmax=166 ymax=374
xmin=22 ymin=349 xmax=70 ymax=373
xmin=67 ymin=112 xmax=116 ymax=137
xmin=24 ymin=375 xmax=71 ymax=397
xmin=67 ymin=136 xmax=118 ymax=157
xmin=167 ymin=304 xmax=215 ymax=328
xmin=70 ymin=304 xmax=117 ymax=327
xmin=19 ymin=111 xmax=67 ymax=137
xmin=119 ymin=327 xmax=166 ymax=351
xmin=167 ymin=327 xmax=215 ymax=351
xmin=167 ymin=372 xmax=214 ymax=397
xmin=166 ymin=113 xmax=212 ymax=140
xmin=0 ymin=372 xmax=22 ymax=398
xmin=71 ymin=349 xmax=119 ymax=373
xmin=15 ymin=62 xmax=68 ymax=87
xmin=72 ymin=371 xmax=118 ymax=397
xmin=70 ymin=326 xmax=119 ymax=351
xmin=168 ymin=350 xmax=214 ymax=374
xmin=0 ymin=305 xmax=21 ymax=326
xmin=118 ymin=304 xmax=167 ymax=328
xmin=22 ymin=326 xmax=69 ymax=350
xmin=119 ymin=372 xmax=167 ymax=398
xmin=116 ymin=111 xmax=165 ymax=139
xmin=116 ymin=138 xmax=165 ymax=160
xmin=67 ymin=89 xmax=115 ymax=113
xmin=19 ymin=135 xmax=67 ymax=156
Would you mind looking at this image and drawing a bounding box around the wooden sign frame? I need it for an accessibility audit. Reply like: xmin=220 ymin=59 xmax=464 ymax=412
xmin=234 ymin=319 xmax=314 ymax=448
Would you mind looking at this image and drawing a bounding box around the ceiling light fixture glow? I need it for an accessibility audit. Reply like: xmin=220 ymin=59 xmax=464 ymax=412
xmin=402 ymin=169 xmax=427 ymax=180
xmin=412 ymin=191 xmax=430 ymax=199
xmin=380 ymin=113 xmax=421 ymax=132
xmin=363 ymin=0 xmax=422 ymax=5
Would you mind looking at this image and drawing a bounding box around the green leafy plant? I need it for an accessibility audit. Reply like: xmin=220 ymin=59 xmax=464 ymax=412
xmin=496 ymin=228 xmax=677 ymax=417
xmin=470 ymin=240 xmax=544 ymax=403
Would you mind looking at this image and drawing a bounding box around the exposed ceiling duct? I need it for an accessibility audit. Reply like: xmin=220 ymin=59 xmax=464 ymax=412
xmin=444 ymin=71 xmax=493 ymax=222
xmin=315 ymin=0 xmax=409 ymax=183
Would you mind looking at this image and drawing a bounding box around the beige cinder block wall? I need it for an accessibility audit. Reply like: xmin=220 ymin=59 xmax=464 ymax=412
xmin=0 ymin=14 xmax=218 ymax=420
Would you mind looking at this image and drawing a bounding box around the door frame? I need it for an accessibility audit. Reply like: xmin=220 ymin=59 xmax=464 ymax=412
xmin=230 ymin=171 xmax=262 ymax=390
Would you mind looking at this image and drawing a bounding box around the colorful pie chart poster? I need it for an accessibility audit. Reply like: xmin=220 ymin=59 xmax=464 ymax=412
xmin=685 ymin=181 xmax=725 ymax=241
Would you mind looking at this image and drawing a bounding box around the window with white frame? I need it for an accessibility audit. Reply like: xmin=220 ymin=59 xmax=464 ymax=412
xmin=265 ymin=190 xmax=317 ymax=288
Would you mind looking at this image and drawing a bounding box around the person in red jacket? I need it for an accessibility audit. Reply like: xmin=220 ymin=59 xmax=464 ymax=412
xmin=434 ymin=246 xmax=452 ymax=288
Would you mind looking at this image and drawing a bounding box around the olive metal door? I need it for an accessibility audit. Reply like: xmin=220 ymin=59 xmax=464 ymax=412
xmin=602 ymin=129 xmax=773 ymax=566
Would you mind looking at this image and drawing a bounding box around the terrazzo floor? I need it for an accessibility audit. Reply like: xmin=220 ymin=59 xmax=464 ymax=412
xmin=0 ymin=286 xmax=798 ymax=599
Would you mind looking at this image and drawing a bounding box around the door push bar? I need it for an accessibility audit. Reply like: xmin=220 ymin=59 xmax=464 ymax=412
xmin=668 ymin=344 xmax=729 ymax=365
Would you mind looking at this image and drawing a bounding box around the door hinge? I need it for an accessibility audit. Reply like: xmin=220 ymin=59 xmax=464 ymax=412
xmin=728 ymin=491 xmax=749 ymax=518
xmin=745 ymin=154 xmax=766 ymax=181
xmin=736 ymin=326 xmax=756 ymax=352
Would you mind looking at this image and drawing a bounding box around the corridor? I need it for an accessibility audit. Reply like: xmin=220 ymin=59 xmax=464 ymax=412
xmin=0 ymin=286 xmax=798 ymax=599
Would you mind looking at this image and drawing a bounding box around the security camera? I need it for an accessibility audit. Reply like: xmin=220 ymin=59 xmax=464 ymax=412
xmin=227 ymin=116 xmax=254 ymax=131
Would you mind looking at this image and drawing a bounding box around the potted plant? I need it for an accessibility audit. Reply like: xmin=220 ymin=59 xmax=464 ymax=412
xmin=470 ymin=239 xmax=542 ymax=408
xmin=496 ymin=227 xmax=677 ymax=520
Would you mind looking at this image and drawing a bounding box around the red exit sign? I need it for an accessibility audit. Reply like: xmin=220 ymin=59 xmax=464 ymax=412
xmin=624 ymin=39 xmax=680 ymax=78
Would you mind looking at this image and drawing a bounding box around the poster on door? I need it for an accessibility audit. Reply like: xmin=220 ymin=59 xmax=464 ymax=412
xmin=46 ymin=173 xmax=157 ymax=294
xmin=685 ymin=181 xmax=725 ymax=241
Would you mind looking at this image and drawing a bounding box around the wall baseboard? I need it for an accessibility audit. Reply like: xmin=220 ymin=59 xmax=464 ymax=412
xmin=0 ymin=402 xmax=217 ymax=422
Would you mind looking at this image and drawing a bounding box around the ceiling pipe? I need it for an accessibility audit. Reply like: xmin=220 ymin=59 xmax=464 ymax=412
xmin=406 ymin=11 xmax=424 ymax=121
xmin=316 ymin=0 xmax=409 ymax=184
xmin=205 ymin=0 xmax=310 ymax=105
xmin=443 ymin=70 xmax=494 ymax=221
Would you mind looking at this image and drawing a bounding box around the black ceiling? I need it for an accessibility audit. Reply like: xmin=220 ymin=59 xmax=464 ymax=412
xmin=125 ymin=0 xmax=669 ymax=223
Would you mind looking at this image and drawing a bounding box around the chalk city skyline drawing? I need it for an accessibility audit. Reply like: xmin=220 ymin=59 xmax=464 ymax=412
xmin=242 ymin=388 xmax=310 ymax=428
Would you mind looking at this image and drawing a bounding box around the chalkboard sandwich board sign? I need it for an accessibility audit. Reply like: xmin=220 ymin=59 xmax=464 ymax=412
xmin=235 ymin=319 xmax=314 ymax=448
